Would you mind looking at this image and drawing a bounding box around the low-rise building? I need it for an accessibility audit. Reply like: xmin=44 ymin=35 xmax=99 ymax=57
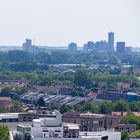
xmin=63 ymin=112 xmax=137 ymax=133
xmin=127 ymin=92 xmax=140 ymax=102
xmin=112 ymin=112 xmax=140 ymax=118
xmin=97 ymin=90 xmax=140 ymax=102
xmin=21 ymin=92 xmax=92 ymax=108
xmin=58 ymin=86 xmax=73 ymax=95
xmin=12 ymin=110 xmax=121 ymax=140
xmin=63 ymin=112 xmax=120 ymax=132
xmin=133 ymin=68 xmax=140 ymax=75
xmin=121 ymin=69 xmax=129 ymax=75
xmin=0 ymin=109 xmax=59 ymax=131
xmin=0 ymin=97 xmax=12 ymax=108
xmin=97 ymin=90 xmax=127 ymax=102
xmin=115 ymin=124 xmax=136 ymax=133
xmin=117 ymin=82 xmax=130 ymax=89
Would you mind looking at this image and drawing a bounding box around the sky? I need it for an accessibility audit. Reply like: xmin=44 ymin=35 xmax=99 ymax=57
xmin=0 ymin=0 xmax=140 ymax=47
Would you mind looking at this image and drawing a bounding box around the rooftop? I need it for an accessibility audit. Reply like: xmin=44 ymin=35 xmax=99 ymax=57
xmin=63 ymin=111 xmax=106 ymax=118
xmin=80 ymin=112 xmax=105 ymax=118
xmin=17 ymin=123 xmax=31 ymax=128
xmin=0 ymin=97 xmax=12 ymax=101
xmin=127 ymin=92 xmax=138 ymax=96
xmin=0 ymin=113 xmax=22 ymax=120
xmin=79 ymin=131 xmax=119 ymax=138
xmin=64 ymin=123 xmax=79 ymax=130
xmin=112 ymin=112 xmax=140 ymax=117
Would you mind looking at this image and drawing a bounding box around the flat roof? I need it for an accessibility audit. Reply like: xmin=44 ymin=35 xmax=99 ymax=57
xmin=17 ymin=123 xmax=31 ymax=128
xmin=0 ymin=97 xmax=11 ymax=101
xmin=127 ymin=92 xmax=138 ymax=96
xmin=79 ymin=131 xmax=120 ymax=138
xmin=63 ymin=123 xmax=79 ymax=129
xmin=80 ymin=112 xmax=105 ymax=118
xmin=0 ymin=113 xmax=23 ymax=120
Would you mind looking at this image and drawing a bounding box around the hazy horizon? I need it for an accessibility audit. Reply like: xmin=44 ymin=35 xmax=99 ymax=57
xmin=0 ymin=0 xmax=140 ymax=47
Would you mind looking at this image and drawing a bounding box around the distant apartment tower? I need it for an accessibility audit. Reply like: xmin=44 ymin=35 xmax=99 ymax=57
xmin=83 ymin=41 xmax=94 ymax=51
xmin=22 ymin=39 xmax=34 ymax=53
xmin=116 ymin=42 xmax=125 ymax=53
xmin=94 ymin=40 xmax=108 ymax=51
xmin=108 ymin=32 xmax=114 ymax=52
xmin=68 ymin=42 xmax=77 ymax=52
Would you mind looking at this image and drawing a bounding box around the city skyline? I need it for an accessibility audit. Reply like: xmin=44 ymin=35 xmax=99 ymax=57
xmin=0 ymin=0 xmax=140 ymax=47
xmin=0 ymin=32 xmax=137 ymax=49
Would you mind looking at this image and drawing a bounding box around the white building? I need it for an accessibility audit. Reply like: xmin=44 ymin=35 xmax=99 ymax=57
xmin=14 ymin=110 xmax=121 ymax=140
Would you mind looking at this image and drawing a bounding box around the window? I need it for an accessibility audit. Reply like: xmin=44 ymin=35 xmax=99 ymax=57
xmin=87 ymin=120 xmax=90 ymax=125
xmin=108 ymin=120 xmax=112 ymax=126
xmin=25 ymin=133 xmax=31 ymax=140
xmin=9 ymin=119 xmax=13 ymax=122
xmin=99 ymin=121 xmax=103 ymax=126
xmin=28 ymin=117 xmax=32 ymax=122
xmin=2 ymin=119 xmax=7 ymax=122
xmin=81 ymin=120 xmax=84 ymax=125
xmin=43 ymin=130 xmax=48 ymax=132
xmin=23 ymin=117 xmax=27 ymax=122
xmin=102 ymin=136 xmax=108 ymax=140
xmin=13 ymin=118 xmax=18 ymax=122
xmin=55 ymin=130 xmax=61 ymax=132
xmin=121 ymin=128 xmax=123 ymax=130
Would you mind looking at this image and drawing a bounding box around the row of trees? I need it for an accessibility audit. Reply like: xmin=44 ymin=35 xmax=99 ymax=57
xmin=73 ymin=70 xmax=140 ymax=92
xmin=0 ymin=50 xmax=140 ymax=66
xmin=0 ymin=61 xmax=48 ymax=72
xmin=60 ymin=100 xmax=140 ymax=114
xmin=0 ymin=70 xmax=138 ymax=86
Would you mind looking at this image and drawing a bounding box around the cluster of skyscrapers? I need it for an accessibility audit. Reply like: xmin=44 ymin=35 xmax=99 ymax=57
xmin=82 ymin=32 xmax=127 ymax=53
xmin=22 ymin=32 xmax=129 ymax=53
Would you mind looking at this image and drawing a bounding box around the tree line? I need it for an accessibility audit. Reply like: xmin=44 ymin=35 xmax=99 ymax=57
xmin=0 ymin=50 xmax=140 ymax=67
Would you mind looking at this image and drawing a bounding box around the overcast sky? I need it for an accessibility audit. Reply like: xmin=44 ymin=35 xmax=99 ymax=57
xmin=0 ymin=0 xmax=140 ymax=47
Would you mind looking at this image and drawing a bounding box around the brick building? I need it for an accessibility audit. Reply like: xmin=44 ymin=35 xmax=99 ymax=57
xmin=63 ymin=112 xmax=119 ymax=132
xmin=97 ymin=90 xmax=127 ymax=102
xmin=0 ymin=97 xmax=12 ymax=108
xmin=63 ymin=112 xmax=137 ymax=133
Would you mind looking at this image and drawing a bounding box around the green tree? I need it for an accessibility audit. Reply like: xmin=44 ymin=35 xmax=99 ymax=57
xmin=121 ymin=113 xmax=140 ymax=129
xmin=0 ymin=126 xmax=9 ymax=140
xmin=113 ymin=100 xmax=129 ymax=112
xmin=99 ymin=102 xmax=113 ymax=114
xmin=60 ymin=104 xmax=73 ymax=114
xmin=8 ymin=50 xmax=31 ymax=62
xmin=74 ymin=104 xmax=83 ymax=112
xmin=9 ymin=100 xmax=23 ymax=113
xmin=0 ymin=61 xmax=10 ymax=71
xmin=121 ymin=131 xmax=128 ymax=140
xmin=129 ymin=101 xmax=140 ymax=112
xmin=80 ymin=102 xmax=98 ymax=113
xmin=74 ymin=70 xmax=92 ymax=88
xmin=109 ymin=55 xmax=119 ymax=65
xmin=129 ymin=130 xmax=140 ymax=138
xmin=36 ymin=97 xmax=46 ymax=107
xmin=1 ymin=87 xmax=12 ymax=96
